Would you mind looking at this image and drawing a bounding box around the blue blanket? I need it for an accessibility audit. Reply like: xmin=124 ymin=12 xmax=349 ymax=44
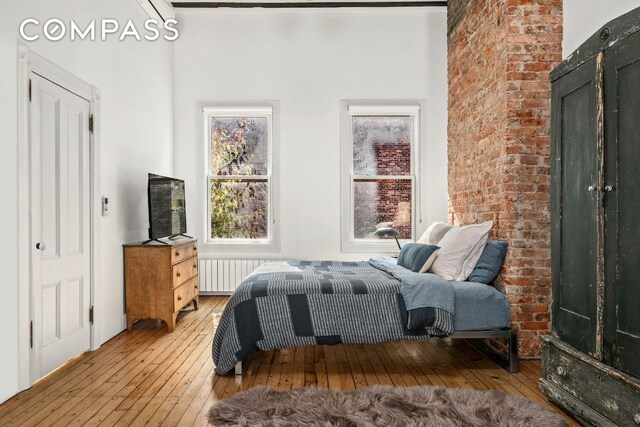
xmin=369 ymin=258 xmax=455 ymax=333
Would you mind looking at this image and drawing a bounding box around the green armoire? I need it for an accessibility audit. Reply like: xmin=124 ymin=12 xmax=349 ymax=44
xmin=541 ymin=6 xmax=640 ymax=426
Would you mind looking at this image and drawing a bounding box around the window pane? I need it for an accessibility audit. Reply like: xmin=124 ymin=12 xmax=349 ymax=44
xmin=352 ymin=116 xmax=412 ymax=176
xmin=210 ymin=179 xmax=268 ymax=239
xmin=211 ymin=117 xmax=268 ymax=176
xmin=353 ymin=179 xmax=412 ymax=239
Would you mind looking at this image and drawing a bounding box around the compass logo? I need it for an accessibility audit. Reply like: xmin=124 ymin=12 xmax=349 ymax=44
xmin=19 ymin=18 xmax=179 ymax=42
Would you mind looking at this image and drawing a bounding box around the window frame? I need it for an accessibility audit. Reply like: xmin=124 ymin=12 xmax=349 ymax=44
xmin=202 ymin=104 xmax=280 ymax=252
xmin=340 ymin=102 xmax=422 ymax=253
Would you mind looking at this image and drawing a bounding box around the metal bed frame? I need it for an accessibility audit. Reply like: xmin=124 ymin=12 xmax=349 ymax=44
xmin=234 ymin=328 xmax=518 ymax=376
xmin=449 ymin=328 xmax=518 ymax=373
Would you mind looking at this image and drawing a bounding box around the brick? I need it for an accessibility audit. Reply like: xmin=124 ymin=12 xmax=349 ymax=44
xmin=448 ymin=0 xmax=561 ymax=358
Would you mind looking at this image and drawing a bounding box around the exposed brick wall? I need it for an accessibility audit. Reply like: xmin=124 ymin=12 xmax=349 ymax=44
xmin=448 ymin=0 xmax=562 ymax=358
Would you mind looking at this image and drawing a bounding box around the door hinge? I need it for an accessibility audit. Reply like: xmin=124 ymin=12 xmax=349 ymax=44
xmin=89 ymin=114 xmax=94 ymax=134
xmin=89 ymin=306 xmax=94 ymax=324
xmin=28 ymin=79 xmax=32 ymax=102
xmin=29 ymin=321 xmax=33 ymax=348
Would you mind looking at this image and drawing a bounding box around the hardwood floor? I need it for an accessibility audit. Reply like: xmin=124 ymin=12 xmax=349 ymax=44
xmin=0 ymin=296 xmax=579 ymax=426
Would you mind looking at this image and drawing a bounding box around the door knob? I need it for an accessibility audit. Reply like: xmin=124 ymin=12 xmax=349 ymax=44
xmin=36 ymin=242 xmax=45 ymax=250
xmin=588 ymin=185 xmax=597 ymax=192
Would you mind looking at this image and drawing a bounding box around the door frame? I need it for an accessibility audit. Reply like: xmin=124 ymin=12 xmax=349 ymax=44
xmin=17 ymin=43 xmax=102 ymax=389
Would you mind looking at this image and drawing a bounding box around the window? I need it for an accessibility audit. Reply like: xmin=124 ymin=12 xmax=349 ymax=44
xmin=341 ymin=103 xmax=420 ymax=252
xmin=204 ymin=105 xmax=278 ymax=248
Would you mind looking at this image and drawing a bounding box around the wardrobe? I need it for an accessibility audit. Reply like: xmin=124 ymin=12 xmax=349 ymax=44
xmin=541 ymin=6 xmax=640 ymax=426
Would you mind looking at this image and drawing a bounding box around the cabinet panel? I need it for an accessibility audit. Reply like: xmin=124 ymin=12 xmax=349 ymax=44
xmin=604 ymin=30 xmax=640 ymax=378
xmin=551 ymin=57 xmax=599 ymax=355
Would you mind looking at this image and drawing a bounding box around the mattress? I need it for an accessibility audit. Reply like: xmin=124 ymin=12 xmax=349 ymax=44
xmin=451 ymin=281 xmax=511 ymax=331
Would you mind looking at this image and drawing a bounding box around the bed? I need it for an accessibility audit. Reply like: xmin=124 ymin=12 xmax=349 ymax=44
xmin=211 ymin=259 xmax=516 ymax=376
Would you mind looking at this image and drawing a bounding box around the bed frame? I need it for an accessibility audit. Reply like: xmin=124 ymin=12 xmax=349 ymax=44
xmin=234 ymin=328 xmax=518 ymax=376
xmin=450 ymin=328 xmax=518 ymax=373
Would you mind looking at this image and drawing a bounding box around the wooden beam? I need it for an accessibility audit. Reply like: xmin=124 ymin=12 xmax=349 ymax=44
xmin=172 ymin=1 xmax=447 ymax=8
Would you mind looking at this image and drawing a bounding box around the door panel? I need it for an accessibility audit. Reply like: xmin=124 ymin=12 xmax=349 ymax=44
xmin=551 ymin=58 xmax=599 ymax=355
xmin=31 ymin=74 xmax=92 ymax=380
xmin=66 ymin=104 xmax=85 ymax=256
xmin=604 ymin=30 xmax=640 ymax=378
xmin=40 ymin=92 xmax=61 ymax=260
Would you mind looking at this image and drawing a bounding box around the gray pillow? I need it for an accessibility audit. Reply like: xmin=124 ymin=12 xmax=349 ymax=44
xmin=467 ymin=240 xmax=507 ymax=284
xmin=397 ymin=243 xmax=440 ymax=273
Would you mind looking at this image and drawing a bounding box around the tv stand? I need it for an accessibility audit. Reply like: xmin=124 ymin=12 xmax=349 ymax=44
xmin=141 ymin=238 xmax=169 ymax=245
xmin=168 ymin=233 xmax=193 ymax=240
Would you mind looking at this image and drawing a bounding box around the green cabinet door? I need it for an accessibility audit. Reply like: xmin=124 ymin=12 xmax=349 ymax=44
xmin=551 ymin=57 xmax=600 ymax=356
xmin=604 ymin=30 xmax=640 ymax=378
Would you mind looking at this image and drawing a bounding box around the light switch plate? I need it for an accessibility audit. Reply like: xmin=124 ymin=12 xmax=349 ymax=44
xmin=101 ymin=196 xmax=109 ymax=216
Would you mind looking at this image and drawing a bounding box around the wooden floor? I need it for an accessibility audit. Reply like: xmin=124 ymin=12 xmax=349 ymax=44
xmin=0 ymin=296 xmax=579 ymax=426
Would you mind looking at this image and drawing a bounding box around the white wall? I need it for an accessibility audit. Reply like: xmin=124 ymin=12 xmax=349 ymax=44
xmin=173 ymin=7 xmax=448 ymax=261
xmin=0 ymin=0 xmax=174 ymax=402
xmin=563 ymin=0 xmax=639 ymax=56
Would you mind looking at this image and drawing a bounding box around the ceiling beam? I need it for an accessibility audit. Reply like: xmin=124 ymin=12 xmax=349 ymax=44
xmin=172 ymin=1 xmax=446 ymax=8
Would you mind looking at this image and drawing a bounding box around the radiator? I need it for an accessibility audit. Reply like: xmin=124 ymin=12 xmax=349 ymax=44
xmin=198 ymin=259 xmax=275 ymax=294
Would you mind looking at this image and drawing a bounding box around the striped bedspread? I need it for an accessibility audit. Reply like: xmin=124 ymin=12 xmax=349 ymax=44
xmin=211 ymin=260 xmax=454 ymax=375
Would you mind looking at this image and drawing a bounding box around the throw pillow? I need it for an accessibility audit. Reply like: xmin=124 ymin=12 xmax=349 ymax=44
xmin=468 ymin=240 xmax=508 ymax=284
xmin=397 ymin=243 xmax=440 ymax=273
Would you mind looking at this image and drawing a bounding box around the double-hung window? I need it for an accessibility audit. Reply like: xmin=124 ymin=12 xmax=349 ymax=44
xmin=341 ymin=103 xmax=420 ymax=252
xmin=204 ymin=105 xmax=278 ymax=249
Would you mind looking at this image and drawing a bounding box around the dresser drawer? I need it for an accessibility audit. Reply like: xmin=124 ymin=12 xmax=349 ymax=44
xmin=173 ymin=257 xmax=198 ymax=287
xmin=174 ymin=277 xmax=198 ymax=311
xmin=541 ymin=336 xmax=640 ymax=426
xmin=171 ymin=242 xmax=198 ymax=265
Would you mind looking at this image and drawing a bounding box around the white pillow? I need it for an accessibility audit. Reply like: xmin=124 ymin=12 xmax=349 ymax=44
xmin=429 ymin=221 xmax=493 ymax=281
xmin=417 ymin=222 xmax=453 ymax=245
xmin=418 ymin=249 xmax=440 ymax=273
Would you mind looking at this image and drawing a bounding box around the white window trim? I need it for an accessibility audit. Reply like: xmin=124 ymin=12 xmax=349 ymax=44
xmin=201 ymin=103 xmax=280 ymax=252
xmin=340 ymin=101 xmax=423 ymax=253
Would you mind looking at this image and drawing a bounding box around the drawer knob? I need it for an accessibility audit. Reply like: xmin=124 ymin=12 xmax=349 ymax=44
xmin=175 ymin=251 xmax=180 ymax=256
xmin=177 ymin=295 xmax=182 ymax=301
xmin=193 ymin=264 xmax=197 ymax=269
xmin=194 ymin=285 xmax=198 ymax=289
xmin=176 ymin=272 xmax=181 ymax=277
xmin=556 ymin=366 xmax=567 ymax=377
xmin=634 ymin=413 xmax=640 ymax=425
xmin=193 ymin=246 xmax=197 ymax=252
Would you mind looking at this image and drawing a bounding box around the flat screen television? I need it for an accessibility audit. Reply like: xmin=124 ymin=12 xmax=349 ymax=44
xmin=147 ymin=173 xmax=187 ymax=240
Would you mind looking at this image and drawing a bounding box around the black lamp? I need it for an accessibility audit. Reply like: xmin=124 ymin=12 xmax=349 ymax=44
xmin=374 ymin=227 xmax=402 ymax=250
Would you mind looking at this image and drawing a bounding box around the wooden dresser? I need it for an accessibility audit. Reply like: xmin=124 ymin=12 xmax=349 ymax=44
xmin=123 ymin=238 xmax=199 ymax=331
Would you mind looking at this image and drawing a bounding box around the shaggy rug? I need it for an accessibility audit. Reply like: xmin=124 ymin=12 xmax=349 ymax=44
xmin=208 ymin=385 xmax=565 ymax=426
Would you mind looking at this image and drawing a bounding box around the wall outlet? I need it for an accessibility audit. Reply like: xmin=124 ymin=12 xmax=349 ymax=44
xmin=102 ymin=196 xmax=110 ymax=216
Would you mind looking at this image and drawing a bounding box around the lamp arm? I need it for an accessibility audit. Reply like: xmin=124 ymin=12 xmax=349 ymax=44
xmin=395 ymin=236 xmax=402 ymax=250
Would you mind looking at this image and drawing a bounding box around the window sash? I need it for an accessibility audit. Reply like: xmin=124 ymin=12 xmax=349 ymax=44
xmin=205 ymin=108 xmax=274 ymax=245
xmin=350 ymin=176 xmax=414 ymax=242
xmin=341 ymin=102 xmax=421 ymax=252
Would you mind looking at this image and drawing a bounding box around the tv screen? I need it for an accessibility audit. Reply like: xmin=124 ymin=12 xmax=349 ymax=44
xmin=148 ymin=174 xmax=187 ymax=239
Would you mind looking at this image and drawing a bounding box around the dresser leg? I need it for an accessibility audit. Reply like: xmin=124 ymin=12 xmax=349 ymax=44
xmin=193 ymin=296 xmax=199 ymax=310
xmin=127 ymin=316 xmax=135 ymax=331
xmin=166 ymin=313 xmax=177 ymax=332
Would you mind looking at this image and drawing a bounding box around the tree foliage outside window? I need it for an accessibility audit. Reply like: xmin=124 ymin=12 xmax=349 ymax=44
xmin=209 ymin=116 xmax=270 ymax=240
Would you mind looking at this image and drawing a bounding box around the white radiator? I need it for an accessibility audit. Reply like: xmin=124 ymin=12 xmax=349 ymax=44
xmin=198 ymin=259 xmax=275 ymax=294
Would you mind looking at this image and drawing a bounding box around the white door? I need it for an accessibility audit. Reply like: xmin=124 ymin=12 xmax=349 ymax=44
xmin=30 ymin=73 xmax=92 ymax=380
